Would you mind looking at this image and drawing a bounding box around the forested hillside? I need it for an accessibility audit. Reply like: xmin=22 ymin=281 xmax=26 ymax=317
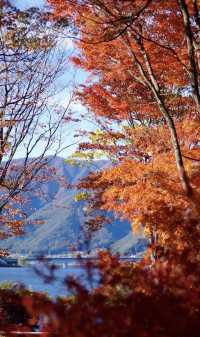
xmin=1 ymin=157 xmax=144 ymax=255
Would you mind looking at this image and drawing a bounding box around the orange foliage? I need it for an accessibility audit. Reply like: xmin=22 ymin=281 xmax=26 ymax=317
xmin=1 ymin=252 xmax=200 ymax=336
xmin=48 ymin=0 xmax=200 ymax=249
xmin=2 ymin=0 xmax=200 ymax=335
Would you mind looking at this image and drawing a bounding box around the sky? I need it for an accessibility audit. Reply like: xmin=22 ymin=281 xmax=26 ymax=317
xmin=10 ymin=0 xmax=94 ymax=160
xmin=13 ymin=0 xmax=45 ymax=9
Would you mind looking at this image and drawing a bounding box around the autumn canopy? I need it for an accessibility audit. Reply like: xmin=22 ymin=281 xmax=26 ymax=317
xmin=49 ymin=0 xmax=200 ymax=255
xmin=1 ymin=0 xmax=200 ymax=335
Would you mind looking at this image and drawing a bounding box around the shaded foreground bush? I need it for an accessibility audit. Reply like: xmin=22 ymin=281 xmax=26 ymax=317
xmin=0 ymin=251 xmax=200 ymax=337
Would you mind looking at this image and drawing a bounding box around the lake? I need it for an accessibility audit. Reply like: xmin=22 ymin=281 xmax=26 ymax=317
xmin=0 ymin=265 xmax=97 ymax=298
xmin=0 ymin=257 xmax=138 ymax=297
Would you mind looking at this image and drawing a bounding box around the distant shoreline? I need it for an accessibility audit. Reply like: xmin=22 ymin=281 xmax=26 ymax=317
xmin=0 ymin=256 xmax=140 ymax=268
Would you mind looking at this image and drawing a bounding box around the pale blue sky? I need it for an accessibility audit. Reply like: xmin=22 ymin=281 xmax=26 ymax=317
xmin=13 ymin=0 xmax=45 ymax=9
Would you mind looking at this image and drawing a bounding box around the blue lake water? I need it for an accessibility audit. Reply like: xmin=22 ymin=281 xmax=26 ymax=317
xmin=0 ymin=266 xmax=96 ymax=298
xmin=0 ymin=257 xmax=137 ymax=298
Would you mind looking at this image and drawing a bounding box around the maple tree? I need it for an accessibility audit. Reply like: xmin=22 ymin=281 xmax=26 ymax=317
xmin=41 ymin=0 xmax=200 ymax=335
xmin=48 ymin=0 xmax=200 ymax=256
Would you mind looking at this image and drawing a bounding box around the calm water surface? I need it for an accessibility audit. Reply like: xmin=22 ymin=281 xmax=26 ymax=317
xmin=0 ymin=266 xmax=95 ymax=298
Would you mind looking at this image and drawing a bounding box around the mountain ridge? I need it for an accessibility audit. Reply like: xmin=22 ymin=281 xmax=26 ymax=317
xmin=1 ymin=157 xmax=146 ymax=255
